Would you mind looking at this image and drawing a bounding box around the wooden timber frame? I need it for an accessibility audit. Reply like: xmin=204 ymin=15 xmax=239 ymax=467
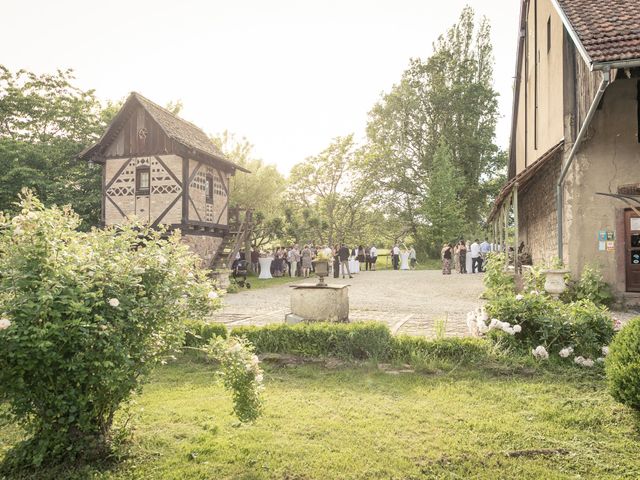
xmin=489 ymin=184 xmax=520 ymax=272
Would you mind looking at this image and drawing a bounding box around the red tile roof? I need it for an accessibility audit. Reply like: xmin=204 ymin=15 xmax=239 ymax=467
xmin=558 ymin=0 xmax=640 ymax=64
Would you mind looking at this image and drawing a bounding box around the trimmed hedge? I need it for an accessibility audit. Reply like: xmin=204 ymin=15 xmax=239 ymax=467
xmin=184 ymin=319 xmax=228 ymax=348
xmin=391 ymin=335 xmax=491 ymax=363
xmin=231 ymin=322 xmax=393 ymax=360
xmin=229 ymin=322 xmax=491 ymax=363
xmin=606 ymin=317 xmax=640 ymax=411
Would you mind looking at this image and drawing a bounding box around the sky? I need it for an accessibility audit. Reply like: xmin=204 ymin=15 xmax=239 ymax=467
xmin=2 ymin=0 xmax=521 ymax=174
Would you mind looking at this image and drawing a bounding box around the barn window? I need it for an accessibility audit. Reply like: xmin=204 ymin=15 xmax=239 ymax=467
xmin=136 ymin=167 xmax=150 ymax=195
xmin=205 ymin=174 xmax=214 ymax=203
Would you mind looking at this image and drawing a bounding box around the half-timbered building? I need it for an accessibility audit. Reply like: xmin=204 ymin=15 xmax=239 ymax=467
xmin=490 ymin=0 xmax=640 ymax=299
xmin=80 ymin=92 xmax=249 ymax=265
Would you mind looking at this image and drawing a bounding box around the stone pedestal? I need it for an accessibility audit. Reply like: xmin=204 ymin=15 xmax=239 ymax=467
xmin=289 ymin=284 xmax=349 ymax=322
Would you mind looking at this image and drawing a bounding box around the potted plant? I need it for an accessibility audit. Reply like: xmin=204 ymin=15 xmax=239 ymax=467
xmin=312 ymin=250 xmax=332 ymax=287
xmin=542 ymin=257 xmax=570 ymax=298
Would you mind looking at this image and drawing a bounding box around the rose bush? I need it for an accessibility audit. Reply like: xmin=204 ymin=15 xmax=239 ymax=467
xmin=0 ymin=191 xmax=222 ymax=467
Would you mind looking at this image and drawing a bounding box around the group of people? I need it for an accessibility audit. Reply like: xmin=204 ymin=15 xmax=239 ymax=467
xmin=440 ymin=238 xmax=492 ymax=275
xmin=240 ymin=244 xmax=381 ymax=279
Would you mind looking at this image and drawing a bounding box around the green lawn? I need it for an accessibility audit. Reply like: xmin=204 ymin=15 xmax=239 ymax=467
xmin=2 ymin=358 xmax=638 ymax=479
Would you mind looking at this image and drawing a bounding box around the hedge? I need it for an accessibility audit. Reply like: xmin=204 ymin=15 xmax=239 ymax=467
xmin=184 ymin=319 xmax=228 ymax=348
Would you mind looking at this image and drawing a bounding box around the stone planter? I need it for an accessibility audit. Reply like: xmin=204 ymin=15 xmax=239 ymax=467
xmin=312 ymin=260 xmax=329 ymax=287
xmin=211 ymin=268 xmax=231 ymax=290
xmin=542 ymin=269 xmax=570 ymax=298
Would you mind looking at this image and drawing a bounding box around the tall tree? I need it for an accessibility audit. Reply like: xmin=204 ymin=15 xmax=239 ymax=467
xmin=423 ymin=141 xmax=466 ymax=249
xmin=365 ymin=6 xmax=506 ymax=250
xmin=287 ymin=136 xmax=373 ymax=246
xmin=211 ymin=131 xmax=286 ymax=247
xmin=0 ymin=66 xmax=106 ymax=227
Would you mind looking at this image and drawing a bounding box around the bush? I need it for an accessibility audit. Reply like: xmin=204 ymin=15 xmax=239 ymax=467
xmin=231 ymin=322 xmax=393 ymax=361
xmin=606 ymin=317 xmax=640 ymax=411
xmin=482 ymin=253 xmax=515 ymax=299
xmin=231 ymin=322 xmax=493 ymax=366
xmin=485 ymin=292 xmax=614 ymax=359
xmin=563 ymin=264 xmax=614 ymax=307
xmin=184 ymin=319 xmax=228 ymax=348
xmin=0 ymin=192 xmax=221 ymax=468
xmin=390 ymin=336 xmax=491 ymax=364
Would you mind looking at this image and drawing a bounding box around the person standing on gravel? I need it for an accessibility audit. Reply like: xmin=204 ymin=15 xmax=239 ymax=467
xmin=370 ymin=245 xmax=378 ymax=271
xmin=339 ymin=243 xmax=353 ymax=279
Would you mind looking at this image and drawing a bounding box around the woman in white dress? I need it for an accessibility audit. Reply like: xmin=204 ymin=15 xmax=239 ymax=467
xmin=465 ymin=241 xmax=473 ymax=274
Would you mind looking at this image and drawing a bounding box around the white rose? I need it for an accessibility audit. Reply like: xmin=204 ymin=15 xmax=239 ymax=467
xmin=0 ymin=318 xmax=12 ymax=330
xmin=532 ymin=345 xmax=548 ymax=360
xmin=255 ymin=374 xmax=264 ymax=383
xmin=596 ymin=357 xmax=605 ymax=363
xmin=157 ymin=256 xmax=167 ymax=265
xmin=574 ymin=356 xmax=585 ymax=365
xmin=512 ymin=325 xmax=522 ymax=333
xmin=515 ymin=294 xmax=524 ymax=301
xmin=582 ymin=358 xmax=594 ymax=368
xmin=13 ymin=226 xmax=23 ymax=236
xmin=26 ymin=212 xmax=37 ymax=220
xmin=530 ymin=290 xmax=539 ymax=296
xmin=559 ymin=347 xmax=574 ymax=358
xmin=108 ymin=298 xmax=120 ymax=307
xmin=208 ymin=290 xmax=219 ymax=300
xmin=601 ymin=346 xmax=609 ymax=356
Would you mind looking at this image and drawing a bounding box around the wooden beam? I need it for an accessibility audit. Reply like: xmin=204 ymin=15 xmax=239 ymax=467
xmin=181 ymin=156 xmax=189 ymax=224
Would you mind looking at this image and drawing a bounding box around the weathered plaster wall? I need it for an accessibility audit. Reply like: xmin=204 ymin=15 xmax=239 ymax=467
xmin=565 ymin=78 xmax=640 ymax=293
xmin=518 ymin=153 xmax=561 ymax=264
xmin=187 ymin=159 xmax=229 ymax=225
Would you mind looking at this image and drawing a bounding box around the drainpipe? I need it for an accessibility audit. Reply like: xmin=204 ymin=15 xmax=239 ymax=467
xmin=556 ymin=69 xmax=610 ymax=260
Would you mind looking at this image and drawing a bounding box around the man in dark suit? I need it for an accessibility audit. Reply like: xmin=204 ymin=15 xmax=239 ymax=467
xmin=338 ymin=243 xmax=353 ymax=279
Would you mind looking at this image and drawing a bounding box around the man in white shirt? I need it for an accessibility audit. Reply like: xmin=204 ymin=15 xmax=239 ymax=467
xmin=392 ymin=244 xmax=400 ymax=270
xmin=370 ymin=245 xmax=378 ymax=271
xmin=470 ymin=239 xmax=481 ymax=274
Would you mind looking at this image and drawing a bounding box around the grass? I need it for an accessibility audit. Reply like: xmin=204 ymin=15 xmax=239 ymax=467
xmin=2 ymin=358 xmax=638 ymax=479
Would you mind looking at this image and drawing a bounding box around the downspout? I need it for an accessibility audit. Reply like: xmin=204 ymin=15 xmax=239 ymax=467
xmin=556 ymin=69 xmax=610 ymax=260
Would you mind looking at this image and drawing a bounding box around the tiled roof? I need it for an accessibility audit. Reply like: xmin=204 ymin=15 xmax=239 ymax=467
xmin=131 ymin=93 xmax=227 ymax=162
xmin=558 ymin=0 xmax=640 ymax=63
xmin=80 ymin=92 xmax=249 ymax=173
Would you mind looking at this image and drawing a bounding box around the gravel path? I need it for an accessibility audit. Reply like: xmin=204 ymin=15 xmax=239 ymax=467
xmin=213 ymin=269 xmax=486 ymax=337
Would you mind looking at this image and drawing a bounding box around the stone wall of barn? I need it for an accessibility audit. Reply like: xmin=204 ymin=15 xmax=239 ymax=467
xmin=181 ymin=234 xmax=223 ymax=267
xmin=564 ymin=78 xmax=640 ymax=294
xmin=518 ymin=153 xmax=561 ymax=265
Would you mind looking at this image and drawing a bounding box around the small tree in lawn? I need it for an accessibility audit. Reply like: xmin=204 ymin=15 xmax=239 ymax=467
xmin=424 ymin=140 xmax=466 ymax=252
xmin=0 ymin=190 xmax=231 ymax=468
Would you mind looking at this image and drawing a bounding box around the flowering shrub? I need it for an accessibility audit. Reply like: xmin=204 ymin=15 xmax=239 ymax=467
xmin=482 ymin=292 xmax=614 ymax=360
xmin=0 ymin=192 xmax=221 ymax=467
xmin=606 ymin=317 xmax=640 ymax=411
xmin=207 ymin=336 xmax=264 ymax=422
xmin=482 ymin=253 xmax=515 ymax=299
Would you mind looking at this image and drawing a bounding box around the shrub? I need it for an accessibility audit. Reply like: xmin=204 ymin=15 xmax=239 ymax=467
xmin=390 ymin=336 xmax=491 ymax=364
xmin=184 ymin=319 xmax=228 ymax=348
xmin=0 ymin=192 xmax=221 ymax=468
xmin=207 ymin=336 xmax=264 ymax=422
xmin=482 ymin=253 xmax=515 ymax=299
xmin=485 ymin=292 xmax=613 ymax=359
xmin=606 ymin=317 xmax=640 ymax=411
xmin=563 ymin=264 xmax=614 ymax=307
xmin=522 ymin=265 xmax=546 ymax=293
xmin=232 ymin=322 xmax=393 ymax=360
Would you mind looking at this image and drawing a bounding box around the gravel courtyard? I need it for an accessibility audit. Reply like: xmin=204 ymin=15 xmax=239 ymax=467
xmin=213 ymin=269 xmax=486 ymax=337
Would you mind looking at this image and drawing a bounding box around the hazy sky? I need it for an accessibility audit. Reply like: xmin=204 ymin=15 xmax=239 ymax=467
xmin=2 ymin=0 xmax=520 ymax=173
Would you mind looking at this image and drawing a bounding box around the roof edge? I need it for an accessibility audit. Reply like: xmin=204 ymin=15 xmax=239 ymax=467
xmin=549 ymin=0 xmax=594 ymax=69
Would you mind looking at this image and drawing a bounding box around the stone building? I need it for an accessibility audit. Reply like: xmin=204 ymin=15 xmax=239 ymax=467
xmin=80 ymin=92 xmax=249 ymax=266
xmin=490 ymin=0 xmax=640 ymax=297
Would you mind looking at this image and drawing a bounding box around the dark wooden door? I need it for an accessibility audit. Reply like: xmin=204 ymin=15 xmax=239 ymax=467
xmin=625 ymin=209 xmax=640 ymax=292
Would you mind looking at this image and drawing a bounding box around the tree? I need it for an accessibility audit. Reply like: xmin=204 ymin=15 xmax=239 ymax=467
xmin=423 ymin=141 xmax=466 ymax=250
xmin=0 ymin=66 xmax=106 ymax=227
xmin=365 ymin=6 xmax=506 ymax=250
xmin=286 ymin=136 xmax=374 ymax=246
xmin=211 ymin=131 xmax=286 ymax=247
